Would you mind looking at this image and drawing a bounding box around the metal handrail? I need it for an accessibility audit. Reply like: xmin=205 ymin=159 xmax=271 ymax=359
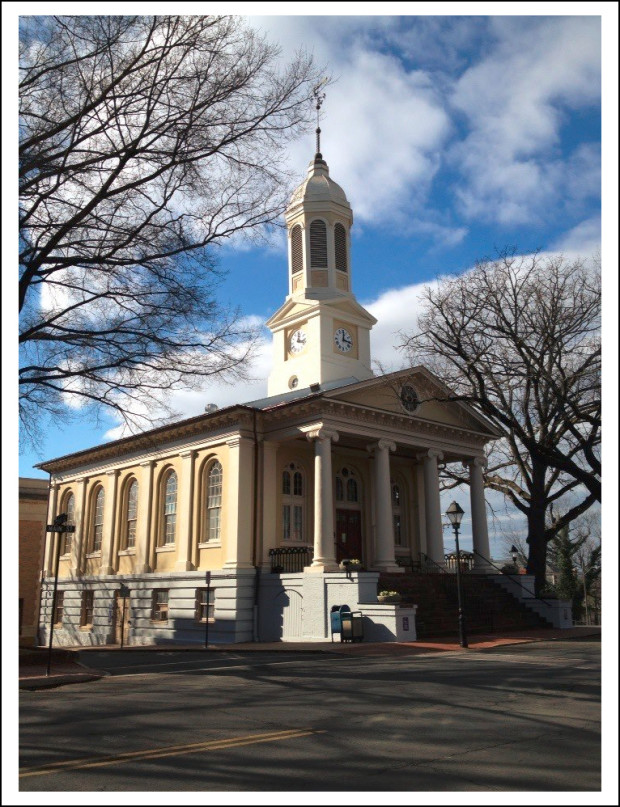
xmin=472 ymin=549 xmax=552 ymax=606
xmin=419 ymin=552 xmax=449 ymax=574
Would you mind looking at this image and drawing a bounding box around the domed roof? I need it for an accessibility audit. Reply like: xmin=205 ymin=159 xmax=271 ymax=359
xmin=288 ymin=156 xmax=350 ymax=210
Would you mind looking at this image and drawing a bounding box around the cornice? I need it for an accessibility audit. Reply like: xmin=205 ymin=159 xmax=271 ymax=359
xmin=40 ymin=408 xmax=260 ymax=477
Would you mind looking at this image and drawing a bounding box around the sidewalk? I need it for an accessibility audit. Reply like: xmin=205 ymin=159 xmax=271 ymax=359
xmin=20 ymin=626 xmax=600 ymax=690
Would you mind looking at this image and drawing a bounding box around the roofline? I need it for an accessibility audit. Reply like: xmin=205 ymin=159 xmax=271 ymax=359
xmin=35 ymin=403 xmax=258 ymax=473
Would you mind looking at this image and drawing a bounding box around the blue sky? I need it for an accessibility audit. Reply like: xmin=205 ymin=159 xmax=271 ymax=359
xmin=9 ymin=6 xmax=616 ymax=556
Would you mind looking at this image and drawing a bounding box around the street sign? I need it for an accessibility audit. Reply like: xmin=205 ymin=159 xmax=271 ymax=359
xmin=46 ymin=524 xmax=75 ymax=532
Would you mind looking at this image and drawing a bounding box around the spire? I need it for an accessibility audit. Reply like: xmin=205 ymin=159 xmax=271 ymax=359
xmin=313 ymin=79 xmax=328 ymax=161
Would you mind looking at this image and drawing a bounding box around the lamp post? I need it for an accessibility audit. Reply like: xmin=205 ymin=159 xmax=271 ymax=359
xmin=510 ymin=545 xmax=519 ymax=570
xmin=446 ymin=501 xmax=468 ymax=648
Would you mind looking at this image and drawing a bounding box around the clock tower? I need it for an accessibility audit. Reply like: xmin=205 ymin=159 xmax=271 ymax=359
xmin=266 ymin=150 xmax=376 ymax=396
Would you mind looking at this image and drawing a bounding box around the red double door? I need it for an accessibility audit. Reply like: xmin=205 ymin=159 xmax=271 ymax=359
xmin=335 ymin=509 xmax=362 ymax=563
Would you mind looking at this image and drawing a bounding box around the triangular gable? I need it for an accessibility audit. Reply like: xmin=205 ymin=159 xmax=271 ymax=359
xmin=265 ymin=295 xmax=377 ymax=330
xmin=325 ymin=368 xmax=499 ymax=437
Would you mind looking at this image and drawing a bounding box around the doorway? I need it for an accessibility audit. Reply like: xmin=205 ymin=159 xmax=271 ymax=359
xmin=114 ymin=590 xmax=131 ymax=647
xmin=335 ymin=509 xmax=362 ymax=563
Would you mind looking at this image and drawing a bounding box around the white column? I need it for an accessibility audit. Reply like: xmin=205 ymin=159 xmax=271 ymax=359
xmin=138 ymin=460 xmax=155 ymax=573
xmin=43 ymin=483 xmax=59 ymax=577
xmin=175 ymin=449 xmax=196 ymax=571
xmin=71 ymin=478 xmax=88 ymax=575
xmin=367 ymin=439 xmax=399 ymax=572
xmin=261 ymin=441 xmax=279 ymax=567
xmin=306 ymin=428 xmax=339 ymax=572
xmin=223 ymin=436 xmax=255 ymax=570
xmin=418 ymin=450 xmax=445 ymax=566
xmin=465 ymin=457 xmax=492 ymax=572
xmin=99 ymin=470 xmax=119 ymax=575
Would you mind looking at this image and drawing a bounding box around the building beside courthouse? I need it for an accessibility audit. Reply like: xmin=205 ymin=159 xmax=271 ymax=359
xmin=37 ymin=148 xmax=501 ymax=647
xmin=19 ymin=477 xmax=49 ymax=645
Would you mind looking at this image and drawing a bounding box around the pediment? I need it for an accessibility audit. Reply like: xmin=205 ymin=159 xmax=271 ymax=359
xmin=325 ymin=368 xmax=498 ymax=437
xmin=266 ymin=295 xmax=377 ymax=330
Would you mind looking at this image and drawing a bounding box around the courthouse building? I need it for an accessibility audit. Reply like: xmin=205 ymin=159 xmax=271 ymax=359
xmin=38 ymin=148 xmax=500 ymax=646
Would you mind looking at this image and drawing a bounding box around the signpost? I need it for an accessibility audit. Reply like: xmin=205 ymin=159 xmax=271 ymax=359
xmin=44 ymin=514 xmax=75 ymax=676
xmin=204 ymin=571 xmax=211 ymax=649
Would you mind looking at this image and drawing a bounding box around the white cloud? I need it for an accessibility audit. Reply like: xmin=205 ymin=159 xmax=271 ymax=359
xmin=450 ymin=16 xmax=601 ymax=225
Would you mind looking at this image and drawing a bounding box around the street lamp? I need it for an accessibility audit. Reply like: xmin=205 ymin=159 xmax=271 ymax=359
xmin=510 ymin=545 xmax=519 ymax=568
xmin=446 ymin=501 xmax=468 ymax=648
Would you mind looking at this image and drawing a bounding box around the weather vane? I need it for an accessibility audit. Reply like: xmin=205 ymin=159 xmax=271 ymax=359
xmin=313 ymin=79 xmax=328 ymax=158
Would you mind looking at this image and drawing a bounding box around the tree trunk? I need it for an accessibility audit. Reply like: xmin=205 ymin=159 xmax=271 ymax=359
xmin=526 ymin=463 xmax=549 ymax=595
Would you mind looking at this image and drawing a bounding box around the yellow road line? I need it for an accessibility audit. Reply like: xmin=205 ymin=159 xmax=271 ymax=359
xmin=19 ymin=728 xmax=323 ymax=778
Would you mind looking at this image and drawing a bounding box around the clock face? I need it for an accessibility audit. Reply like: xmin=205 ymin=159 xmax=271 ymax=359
xmin=334 ymin=327 xmax=353 ymax=353
xmin=289 ymin=329 xmax=307 ymax=354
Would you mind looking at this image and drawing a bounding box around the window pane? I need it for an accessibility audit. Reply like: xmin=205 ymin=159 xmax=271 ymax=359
xmin=336 ymin=477 xmax=343 ymax=501
xmin=153 ymin=590 xmax=169 ymax=621
xmin=282 ymin=505 xmax=291 ymax=540
xmin=293 ymin=505 xmax=303 ymax=541
xmin=293 ymin=471 xmax=303 ymax=497
xmin=63 ymin=494 xmax=75 ymax=554
xmin=93 ymin=488 xmax=105 ymax=551
xmin=126 ymin=480 xmax=138 ymax=548
xmin=347 ymin=478 xmax=358 ymax=502
xmin=392 ymin=483 xmax=400 ymax=507
xmin=54 ymin=592 xmax=64 ymax=624
xmin=196 ymin=588 xmax=215 ymax=621
xmin=163 ymin=472 xmax=177 ymax=544
xmin=209 ymin=508 xmax=221 ymax=542
xmin=282 ymin=471 xmax=290 ymax=495
xmin=393 ymin=514 xmax=402 ymax=546
xmin=81 ymin=591 xmax=94 ymax=625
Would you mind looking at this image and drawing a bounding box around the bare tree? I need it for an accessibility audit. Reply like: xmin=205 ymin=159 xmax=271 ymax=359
xmin=19 ymin=15 xmax=322 ymax=447
xmin=399 ymin=251 xmax=601 ymax=593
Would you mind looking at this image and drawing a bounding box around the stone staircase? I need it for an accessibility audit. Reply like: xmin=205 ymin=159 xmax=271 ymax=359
xmin=379 ymin=572 xmax=553 ymax=639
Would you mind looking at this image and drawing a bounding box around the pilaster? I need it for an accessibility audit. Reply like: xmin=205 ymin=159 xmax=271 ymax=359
xmin=223 ymin=436 xmax=255 ymax=570
xmin=99 ymin=470 xmax=119 ymax=575
xmin=175 ymin=449 xmax=196 ymax=571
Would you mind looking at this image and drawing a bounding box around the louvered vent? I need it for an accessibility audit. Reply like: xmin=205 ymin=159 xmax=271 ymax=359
xmin=309 ymin=220 xmax=328 ymax=268
xmin=291 ymin=225 xmax=303 ymax=275
xmin=335 ymin=223 xmax=347 ymax=272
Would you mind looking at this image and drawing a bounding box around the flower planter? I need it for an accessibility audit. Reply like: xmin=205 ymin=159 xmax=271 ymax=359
xmin=377 ymin=595 xmax=401 ymax=604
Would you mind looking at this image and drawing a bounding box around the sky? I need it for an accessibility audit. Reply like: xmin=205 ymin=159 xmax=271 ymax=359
xmin=8 ymin=5 xmax=617 ymax=556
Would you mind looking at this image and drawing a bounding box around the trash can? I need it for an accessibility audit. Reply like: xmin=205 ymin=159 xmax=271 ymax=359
xmin=330 ymin=604 xmax=351 ymax=641
xmin=340 ymin=610 xmax=364 ymax=643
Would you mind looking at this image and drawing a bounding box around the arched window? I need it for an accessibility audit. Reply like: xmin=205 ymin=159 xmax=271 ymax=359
xmin=309 ymin=220 xmax=327 ymax=268
xmin=335 ymin=223 xmax=347 ymax=272
xmin=335 ymin=476 xmax=344 ymax=501
xmin=61 ymin=493 xmax=75 ymax=555
xmin=162 ymin=470 xmax=177 ymax=545
xmin=291 ymin=225 xmax=303 ymax=275
xmin=282 ymin=462 xmax=305 ymax=542
xmin=335 ymin=467 xmax=361 ymax=505
xmin=392 ymin=481 xmax=403 ymax=546
xmin=125 ymin=479 xmax=138 ymax=549
xmin=207 ymin=461 xmax=223 ymax=542
xmin=91 ymin=487 xmax=105 ymax=552
xmin=347 ymin=478 xmax=358 ymax=502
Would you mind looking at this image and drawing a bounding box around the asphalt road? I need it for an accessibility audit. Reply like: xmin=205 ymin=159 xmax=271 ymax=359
xmin=19 ymin=638 xmax=601 ymax=793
